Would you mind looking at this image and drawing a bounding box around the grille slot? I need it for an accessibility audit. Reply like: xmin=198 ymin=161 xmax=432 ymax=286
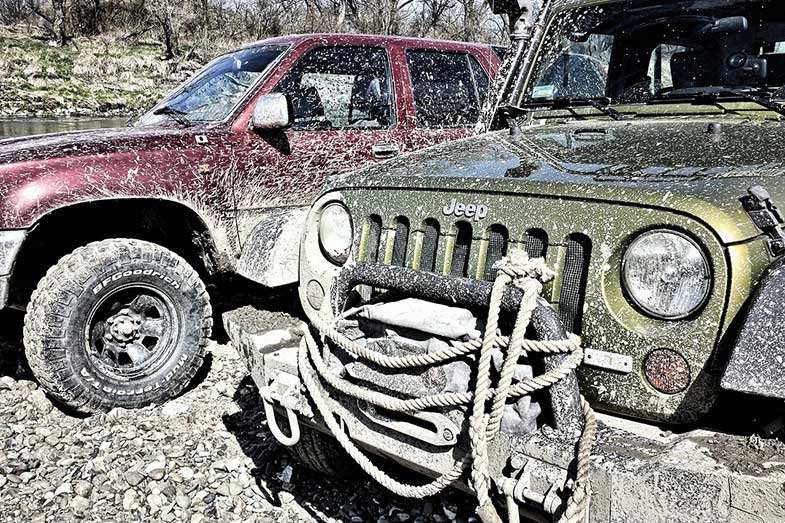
xmin=525 ymin=228 xmax=548 ymax=259
xmin=559 ymin=233 xmax=591 ymax=334
xmin=391 ymin=217 xmax=410 ymax=267
xmin=365 ymin=215 xmax=382 ymax=263
xmin=357 ymin=213 xmax=591 ymax=334
xmin=483 ymin=225 xmax=509 ymax=281
xmin=450 ymin=222 xmax=472 ymax=277
xmin=421 ymin=219 xmax=440 ymax=272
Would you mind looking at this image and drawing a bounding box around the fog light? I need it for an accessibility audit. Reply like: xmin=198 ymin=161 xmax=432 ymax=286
xmin=306 ymin=280 xmax=325 ymax=310
xmin=643 ymin=349 xmax=690 ymax=395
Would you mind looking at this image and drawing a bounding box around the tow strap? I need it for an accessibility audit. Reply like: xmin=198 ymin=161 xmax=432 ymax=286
xmin=297 ymin=251 xmax=597 ymax=523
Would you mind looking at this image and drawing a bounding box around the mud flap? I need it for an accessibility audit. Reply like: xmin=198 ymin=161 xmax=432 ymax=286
xmin=236 ymin=206 xmax=308 ymax=288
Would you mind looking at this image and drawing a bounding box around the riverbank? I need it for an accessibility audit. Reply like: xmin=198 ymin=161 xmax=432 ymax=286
xmin=0 ymin=26 xmax=204 ymax=118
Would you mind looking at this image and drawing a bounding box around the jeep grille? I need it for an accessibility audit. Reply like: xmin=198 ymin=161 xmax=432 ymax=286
xmin=357 ymin=215 xmax=591 ymax=335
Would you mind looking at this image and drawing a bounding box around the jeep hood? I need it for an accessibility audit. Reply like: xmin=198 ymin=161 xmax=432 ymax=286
xmin=330 ymin=119 xmax=785 ymax=244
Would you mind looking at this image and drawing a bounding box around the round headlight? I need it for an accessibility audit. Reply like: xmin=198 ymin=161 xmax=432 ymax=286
xmin=318 ymin=203 xmax=353 ymax=265
xmin=622 ymin=230 xmax=711 ymax=320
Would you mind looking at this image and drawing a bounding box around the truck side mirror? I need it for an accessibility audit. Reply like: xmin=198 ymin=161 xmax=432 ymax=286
xmin=250 ymin=93 xmax=293 ymax=131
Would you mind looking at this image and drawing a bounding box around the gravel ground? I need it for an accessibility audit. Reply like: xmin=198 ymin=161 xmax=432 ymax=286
xmin=0 ymin=308 xmax=479 ymax=523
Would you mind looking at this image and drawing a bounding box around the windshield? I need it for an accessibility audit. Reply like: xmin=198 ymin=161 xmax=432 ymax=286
xmin=526 ymin=0 xmax=785 ymax=106
xmin=136 ymin=45 xmax=288 ymax=126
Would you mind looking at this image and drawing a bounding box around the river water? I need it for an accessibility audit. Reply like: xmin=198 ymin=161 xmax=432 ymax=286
xmin=0 ymin=118 xmax=130 ymax=139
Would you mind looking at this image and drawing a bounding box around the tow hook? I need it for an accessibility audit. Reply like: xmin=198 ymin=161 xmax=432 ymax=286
xmin=740 ymin=185 xmax=785 ymax=256
xmin=260 ymin=386 xmax=301 ymax=447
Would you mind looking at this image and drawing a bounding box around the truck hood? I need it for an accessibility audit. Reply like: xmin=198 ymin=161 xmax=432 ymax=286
xmin=0 ymin=125 xmax=212 ymax=165
xmin=0 ymin=124 xmax=230 ymax=228
xmin=330 ymin=119 xmax=785 ymax=244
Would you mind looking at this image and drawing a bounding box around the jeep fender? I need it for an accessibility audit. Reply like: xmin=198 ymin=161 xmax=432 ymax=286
xmin=721 ymin=256 xmax=785 ymax=398
xmin=237 ymin=206 xmax=308 ymax=288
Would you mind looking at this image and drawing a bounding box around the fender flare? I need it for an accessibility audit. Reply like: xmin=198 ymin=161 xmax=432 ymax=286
xmin=236 ymin=206 xmax=309 ymax=288
xmin=721 ymin=256 xmax=785 ymax=398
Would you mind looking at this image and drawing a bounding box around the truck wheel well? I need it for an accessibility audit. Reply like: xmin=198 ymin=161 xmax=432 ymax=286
xmin=9 ymin=199 xmax=221 ymax=308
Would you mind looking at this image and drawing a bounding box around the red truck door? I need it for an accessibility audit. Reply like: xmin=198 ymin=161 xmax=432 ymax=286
xmin=399 ymin=46 xmax=495 ymax=149
xmin=230 ymin=43 xmax=409 ymax=245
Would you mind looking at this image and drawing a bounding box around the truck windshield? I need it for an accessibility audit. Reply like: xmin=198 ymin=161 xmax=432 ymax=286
xmin=525 ymin=0 xmax=785 ymax=108
xmin=136 ymin=44 xmax=288 ymax=126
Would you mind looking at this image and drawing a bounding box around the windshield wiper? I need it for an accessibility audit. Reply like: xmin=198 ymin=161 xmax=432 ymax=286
xmin=152 ymin=105 xmax=192 ymax=126
xmin=520 ymin=98 xmax=629 ymax=121
xmin=657 ymin=88 xmax=785 ymax=117
xmin=721 ymin=88 xmax=785 ymax=117
xmin=583 ymin=99 xmax=628 ymax=121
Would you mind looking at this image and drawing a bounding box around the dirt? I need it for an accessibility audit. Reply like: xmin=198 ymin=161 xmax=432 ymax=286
xmin=0 ymin=304 xmax=480 ymax=523
xmin=224 ymin=306 xmax=303 ymax=336
xmin=694 ymin=433 xmax=785 ymax=476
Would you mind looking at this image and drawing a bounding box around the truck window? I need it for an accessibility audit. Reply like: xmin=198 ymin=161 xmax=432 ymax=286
xmin=406 ymin=50 xmax=489 ymax=128
xmin=273 ymin=46 xmax=394 ymax=130
xmin=492 ymin=46 xmax=509 ymax=61
xmin=136 ymin=45 xmax=288 ymax=126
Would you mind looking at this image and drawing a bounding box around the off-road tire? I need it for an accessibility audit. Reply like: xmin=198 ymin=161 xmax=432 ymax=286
xmin=23 ymin=239 xmax=212 ymax=414
xmin=289 ymin=426 xmax=355 ymax=477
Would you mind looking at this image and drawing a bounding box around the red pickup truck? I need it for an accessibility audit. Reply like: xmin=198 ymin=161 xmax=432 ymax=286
xmin=0 ymin=34 xmax=501 ymax=413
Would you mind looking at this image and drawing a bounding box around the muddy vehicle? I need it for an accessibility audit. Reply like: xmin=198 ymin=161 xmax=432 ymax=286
xmin=0 ymin=34 xmax=501 ymax=413
xmin=229 ymin=1 xmax=785 ymax=521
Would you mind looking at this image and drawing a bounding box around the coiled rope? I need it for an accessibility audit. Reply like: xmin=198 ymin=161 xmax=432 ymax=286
xmin=297 ymin=250 xmax=597 ymax=523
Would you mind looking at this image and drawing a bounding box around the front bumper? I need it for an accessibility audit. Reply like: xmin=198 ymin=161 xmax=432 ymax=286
xmin=228 ymin=271 xmax=785 ymax=523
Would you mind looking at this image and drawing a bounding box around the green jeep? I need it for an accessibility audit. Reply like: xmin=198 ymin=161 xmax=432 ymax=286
xmin=228 ymin=1 xmax=785 ymax=521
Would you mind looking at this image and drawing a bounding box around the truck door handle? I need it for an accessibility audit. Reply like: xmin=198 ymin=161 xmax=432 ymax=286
xmin=372 ymin=144 xmax=400 ymax=159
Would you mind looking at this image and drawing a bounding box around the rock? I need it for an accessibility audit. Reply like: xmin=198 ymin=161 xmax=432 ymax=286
xmin=179 ymin=467 xmax=195 ymax=480
xmin=125 ymin=470 xmax=144 ymax=487
xmin=29 ymin=389 xmax=53 ymax=414
xmin=0 ymin=337 xmax=479 ymax=521
xmin=228 ymin=480 xmax=243 ymax=496
xmin=216 ymin=482 xmax=231 ymax=497
xmin=147 ymin=493 xmax=163 ymax=511
xmin=123 ymin=489 xmax=138 ymax=511
xmin=54 ymin=483 xmax=71 ymax=496
xmin=19 ymin=471 xmax=35 ymax=483
xmin=71 ymin=495 xmax=91 ymax=512
xmin=161 ymin=401 xmax=190 ymax=417
xmin=74 ymin=480 xmax=92 ymax=497
xmin=145 ymin=461 xmax=166 ymax=481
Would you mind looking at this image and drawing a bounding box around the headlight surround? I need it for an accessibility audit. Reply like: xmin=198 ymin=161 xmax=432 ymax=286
xmin=318 ymin=202 xmax=353 ymax=265
xmin=622 ymin=230 xmax=711 ymax=320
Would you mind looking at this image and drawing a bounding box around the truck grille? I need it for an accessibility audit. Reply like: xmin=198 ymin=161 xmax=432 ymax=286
xmin=357 ymin=215 xmax=592 ymax=335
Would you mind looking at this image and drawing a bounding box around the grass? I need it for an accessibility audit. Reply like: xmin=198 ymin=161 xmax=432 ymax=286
xmin=0 ymin=27 xmax=204 ymax=117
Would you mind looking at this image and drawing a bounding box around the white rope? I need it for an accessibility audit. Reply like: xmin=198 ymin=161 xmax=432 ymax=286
xmin=296 ymin=251 xmax=597 ymax=523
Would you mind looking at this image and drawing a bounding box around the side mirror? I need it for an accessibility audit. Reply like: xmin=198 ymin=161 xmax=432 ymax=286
xmin=250 ymin=93 xmax=293 ymax=131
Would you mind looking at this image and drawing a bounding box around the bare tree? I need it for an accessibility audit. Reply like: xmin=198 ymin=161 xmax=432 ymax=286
xmin=147 ymin=0 xmax=182 ymax=58
xmin=414 ymin=0 xmax=455 ymax=37
xmin=0 ymin=0 xmax=27 ymax=24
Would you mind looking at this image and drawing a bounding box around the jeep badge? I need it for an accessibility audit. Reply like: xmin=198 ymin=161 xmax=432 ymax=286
xmin=442 ymin=198 xmax=489 ymax=221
